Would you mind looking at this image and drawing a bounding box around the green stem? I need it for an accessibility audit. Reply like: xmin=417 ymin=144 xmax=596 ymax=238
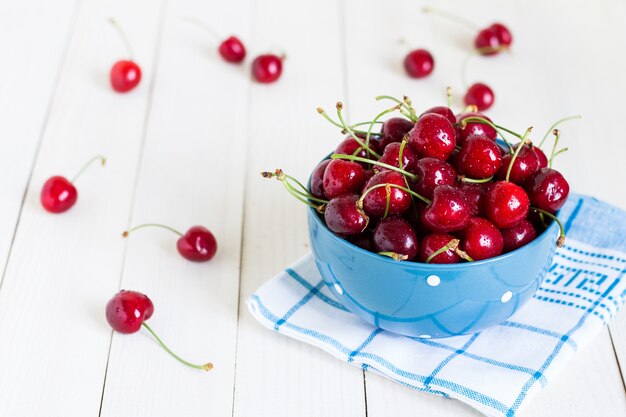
xmin=358 ymin=182 xmax=431 ymax=205
xmin=336 ymin=103 xmax=381 ymax=159
xmin=283 ymin=174 xmax=328 ymax=204
xmin=366 ymin=106 xmax=401 ymax=149
xmin=538 ymin=115 xmax=581 ymax=149
xmin=531 ymin=207 xmax=566 ymax=247
xmin=460 ymin=51 xmax=473 ymax=89
xmin=460 ymin=117 xmax=515 ymax=152
xmin=382 ymin=184 xmax=391 ymax=219
xmin=458 ymin=175 xmax=493 ymax=184
xmin=316 ymin=108 xmax=382 ymax=137
xmin=548 ymin=129 xmax=561 ymax=168
xmin=331 ymin=154 xmax=418 ymax=181
xmin=422 ymin=6 xmax=480 ymax=31
xmin=378 ymin=251 xmax=408 ymax=261
xmin=109 ymin=18 xmax=134 ymax=59
xmin=123 ymin=223 xmax=183 ymax=238
xmin=375 ymin=96 xmax=417 ymax=121
xmin=142 ymin=322 xmax=213 ymax=372
xmin=552 ymin=147 xmax=569 ymax=160
xmin=425 ymin=239 xmax=460 ymax=263
xmin=446 ymin=86 xmax=453 ymax=108
xmin=71 ymin=155 xmax=106 ymax=184
xmin=261 ymin=171 xmax=327 ymax=209
xmin=181 ymin=16 xmax=220 ymax=41
xmin=506 ymin=127 xmax=532 ymax=182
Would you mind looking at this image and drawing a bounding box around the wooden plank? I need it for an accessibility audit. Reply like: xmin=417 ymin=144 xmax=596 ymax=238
xmin=0 ymin=0 xmax=77 ymax=283
xmin=98 ymin=0 xmax=251 ymax=416
xmin=0 ymin=0 xmax=164 ymax=415
xmin=341 ymin=0 xmax=626 ymax=414
xmin=232 ymin=0 xmax=367 ymax=416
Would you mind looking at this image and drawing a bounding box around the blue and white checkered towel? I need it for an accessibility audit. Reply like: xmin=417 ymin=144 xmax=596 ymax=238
xmin=248 ymin=194 xmax=626 ymax=417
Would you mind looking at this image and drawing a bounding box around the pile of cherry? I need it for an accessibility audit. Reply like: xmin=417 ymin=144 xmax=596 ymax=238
xmin=265 ymin=97 xmax=573 ymax=264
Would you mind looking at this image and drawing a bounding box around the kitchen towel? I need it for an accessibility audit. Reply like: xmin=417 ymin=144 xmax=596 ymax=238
xmin=248 ymin=194 xmax=626 ymax=417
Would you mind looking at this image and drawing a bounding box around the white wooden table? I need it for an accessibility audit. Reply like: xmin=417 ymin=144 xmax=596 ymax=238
xmin=1 ymin=0 xmax=625 ymax=415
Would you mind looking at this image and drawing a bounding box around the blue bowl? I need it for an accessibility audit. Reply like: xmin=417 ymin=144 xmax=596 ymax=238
xmin=308 ymin=204 xmax=559 ymax=339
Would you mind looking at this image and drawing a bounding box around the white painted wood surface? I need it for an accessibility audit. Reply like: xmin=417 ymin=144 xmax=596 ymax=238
xmin=0 ymin=0 xmax=624 ymax=416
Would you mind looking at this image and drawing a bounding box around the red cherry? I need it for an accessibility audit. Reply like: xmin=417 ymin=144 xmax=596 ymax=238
xmin=380 ymin=117 xmax=414 ymax=148
xmin=310 ymin=160 xmax=331 ymax=198
xmin=373 ymin=217 xmax=419 ymax=260
xmin=474 ymin=27 xmax=501 ymax=55
xmin=252 ymin=54 xmax=283 ymax=83
xmin=41 ymin=176 xmax=77 ymax=213
xmin=360 ymin=171 xmax=411 ymax=218
xmin=524 ymin=168 xmax=570 ymax=212
xmin=106 ymin=290 xmax=154 ymax=334
xmin=502 ymin=219 xmax=537 ymax=253
xmin=484 ymin=181 xmax=530 ymax=228
xmin=533 ymin=147 xmax=549 ymax=168
xmin=219 ymin=36 xmax=246 ymax=63
xmin=496 ymin=144 xmax=540 ymax=184
xmin=418 ymin=233 xmax=461 ymax=264
xmin=346 ymin=232 xmax=374 ymax=252
xmin=377 ymin=142 xmax=419 ymax=173
xmin=404 ymin=49 xmax=435 ymax=78
xmin=412 ymin=158 xmax=457 ymax=199
xmin=464 ymin=82 xmax=495 ymax=111
xmin=420 ymin=106 xmax=456 ymax=126
xmin=408 ymin=113 xmax=456 ymax=160
xmin=324 ymin=194 xmax=368 ymax=235
xmin=40 ymin=156 xmax=105 ymax=213
xmin=456 ymin=182 xmax=491 ymax=217
xmin=490 ymin=23 xmax=513 ymax=47
xmin=457 ymin=112 xmax=497 ymax=146
xmin=456 ymin=136 xmax=502 ymax=179
xmin=123 ymin=224 xmax=218 ymax=262
xmin=421 ymin=185 xmax=471 ymax=233
xmin=110 ymin=60 xmax=142 ymax=93
xmin=335 ymin=136 xmax=370 ymax=162
xmin=323 ymin=159 xmax=365 ymax=199
xmin=461 ymin=217 xmax=503 ymax=260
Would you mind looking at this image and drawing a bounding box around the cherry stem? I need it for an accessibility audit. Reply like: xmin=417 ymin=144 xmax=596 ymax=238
xmin=71 ymin=155 xmax=106 ymax=184
xmin=378 ymin=251 xmax=408 ymax=261
xmin=460 ymin=117 xmax=515 ymax=152
xmin=181 ymin=16 xmax=221 ymax=42
xmin=109 ymin=18 xmax=135 ymax=59
xmin=538 ymin=115 xmax=581 ymax=149
xmin=446 ymin=86 xmax=453 ymax=108
xmin=317 ymin=108 xmax=383 ymax=148
xmin=460 ymin=51 xmax=474 ymax=89
xmin=456 ymin=247 xmax=474 ymax=262
xmin=260 ymin=170 xmax=327 ymax=211
xmin=548 ymin=129 xmax=560 ymax=168
xmin=458 ymin=175 xmax=493 ymax=184
xmin=382 ymin=184 xmax=392 ymax=219
xmin=123 ymin=223 xmax=184 ymax=238
xmin=335 ymin=103 xmax=382 ymax=159
xmin=366 ymin=105 xmax=402 ymax=149
xmin=331 ymin=153 xmax=418 ymax=181
xmin=425 ymin=239 xmax=460 ymax=263
xmin=357 ymin=182 xmax=431 ymax=206
xmin=531 ymin=207 xmax=566 ymax=247
xmin=375 ymin=95 xmax=417 ymax=121
xmin=421 ymin=6 xmax=480 ymax=31
xmin=141 ymin=323 xmax=213 ymax=372
xmin=552 ymin=147 xmax=569 ymax=160
xmin=506 ymin=127 xmax=533 ymax=182
xmin=398 ymin=140 xmax=412 ymax=189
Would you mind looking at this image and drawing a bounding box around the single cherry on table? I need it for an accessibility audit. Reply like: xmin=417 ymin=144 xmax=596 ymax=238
xmin=464 ymin=82 xmax=495 ymax=111
xmin=41 ymin=155 xmax=106 ymax=213
xmin=106 ymin=290 xmax=213 ymax=371
xmin=252 ymin=54 xmax=284 ymax=83
xmin=182 ymin=17 xmax=247 ymax=63
xmin=109 ymin=18 xmax=142 ymax=93
xmin=404 ymin=49 xmax=435 ymax=79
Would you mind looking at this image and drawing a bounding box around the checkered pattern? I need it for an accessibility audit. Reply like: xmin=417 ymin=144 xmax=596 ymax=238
xmin=248 ymin=194 xmax=626 ymax=417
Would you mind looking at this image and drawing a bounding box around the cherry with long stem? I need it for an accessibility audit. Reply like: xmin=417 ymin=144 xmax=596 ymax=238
xmin=109 ymin=18 xmax=134 ymax=58
xmin=109 ymin=18 xmax=142 ymax=93
xmin=459 ymin=116 xmax=515 ymax=152
xmin=335 ymin=103 xmax=382 ymax=159
xmin=142 ymin=322 xmax=213 ymax=371
xmin=357 ymin=182 xmax=431 ymax=207
xmin=331 ymin=153 xmax=417 ymax=181
xmin=425 ymin=238 xmax=462 ymax=263
xmin=505 ymin=127 xmax=532 ymax=182
xmin=72 ymin=155 xmax=107 ymax=183
xmin=181 ymin=16 xmax=246 ymax=63
xmin=261 ymin=170 xmax=327 ymax=211
xmin=375 ymin=95 xmax=417 ymax=121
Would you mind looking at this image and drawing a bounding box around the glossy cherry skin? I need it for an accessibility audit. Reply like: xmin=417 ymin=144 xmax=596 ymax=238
xmin=361 ymin=171 xmax=411 ymax=218
xmin=464 ymin=83 xmax=495 ymax=111
xmin=310 ymin=159 xmax=330 ymax=198
xmin=501 ymin=219 xmax=537 ymax=253
xmin=106 ymin=290 xmax=154 ymax=334
xmin=176 ymin=226 xmax=217 ymax=262
xmin=412 ymin=158 xmax=456 ymax=199
xmin=457 ymin=182 xmax=491 ymax=217
xmin=403 ymin=49 xmax=434 ymax=78
xmin=497 ymin=144 xmax=540 ymax=184
xmin=380 ymin=118 xmax=414 ymax=149
xmin=457 ymin=112 xmax=497 ymax=146
xmin=408 ymin=113 xmax=455 ymax=160
xmin=335 ymin=136 xmax=369 ymax=161
xmin=474 ymin=27 xmax=500 ymax=55
xmin=252 ymin=54 xmax=283 ymax=83
xmin=373 ymin=217 xmax=419 ymax=260
xmin=377 ymin=142 xmax=418 ymax=173
xmin=485 ymin=181 xmax=530 ymax=229
xmin=417 ymin=233 xmax=461 ymax=264
xmin=324 ymin=194 xmax=368 ymax=235
xmin=420 ymin=106 xmax=456 ymax=126
xmin=421 ymin=185 xmax=471 ymax=233
xmin=490 ymin=23 xmax=513 ymax=47
xmin=219 ymin=36 xmax=246 ymax=63
xmin=110 ymin=60 xmax=142 ymax=93
xmin=346 ymin=232 xmax=374 ymax=252
xmin=461 ymin=217 xmax=504 ymax=261
xmin=322 ymin=159 xmax=365 ymax=199
xmin=524 ymin=168 xmax=570 ymax=212
xmin=41 ymin=176 xmax=78 ymax=213
xmin=533 ymin=147 xmax=548 ymax=168
xmin=456 ymin=136 xmax=502 ymax=179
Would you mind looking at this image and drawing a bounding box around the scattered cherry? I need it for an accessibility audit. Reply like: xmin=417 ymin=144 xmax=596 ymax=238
xmin=456 ymin=136 xmax=502 ymax=179
xmin=41 ymin=156 xmax=106 ymax=213
xmin=418 ymin=233 xmax=461 ymax=264
xmin=464 ymin=82 xmax=495 ymax=111
xmin=474 ymin=27 xmax=500 ymax=56
xmin=123 ymin=224 xmax=218 ymax=262
xmin=490 ymin=23 xmax=513 ymax=47
xmin=461 ymin=217 xmax=503 ymax=260
xmin=219 ymin=36 xmax=246 ymax=63
xmin=404 ymin=49 xmax=435 ymax=79
xmin=421 ymin=185 xmax=471 ymax=233
xmin=324 ymin=194 xmax=368 ymax=235
xmin=323 ymin=159 xmax=365 ymax=199
xmin=501 ymin=219 xmax=537 ymax=253
xmin=408 ymin=113 xmax=456 ymax=160
xmin=109 ymin=19 xmax=141 ymax=93
xmin=524 ymin=167 xmax=570 ymax=212
xmin=106 ymin=290 xmax=212 ymax=371
xmin=373 ymin=217 xmax=419 ymax=260
xmin=252 ymin=54 xmax=283 ymax=83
